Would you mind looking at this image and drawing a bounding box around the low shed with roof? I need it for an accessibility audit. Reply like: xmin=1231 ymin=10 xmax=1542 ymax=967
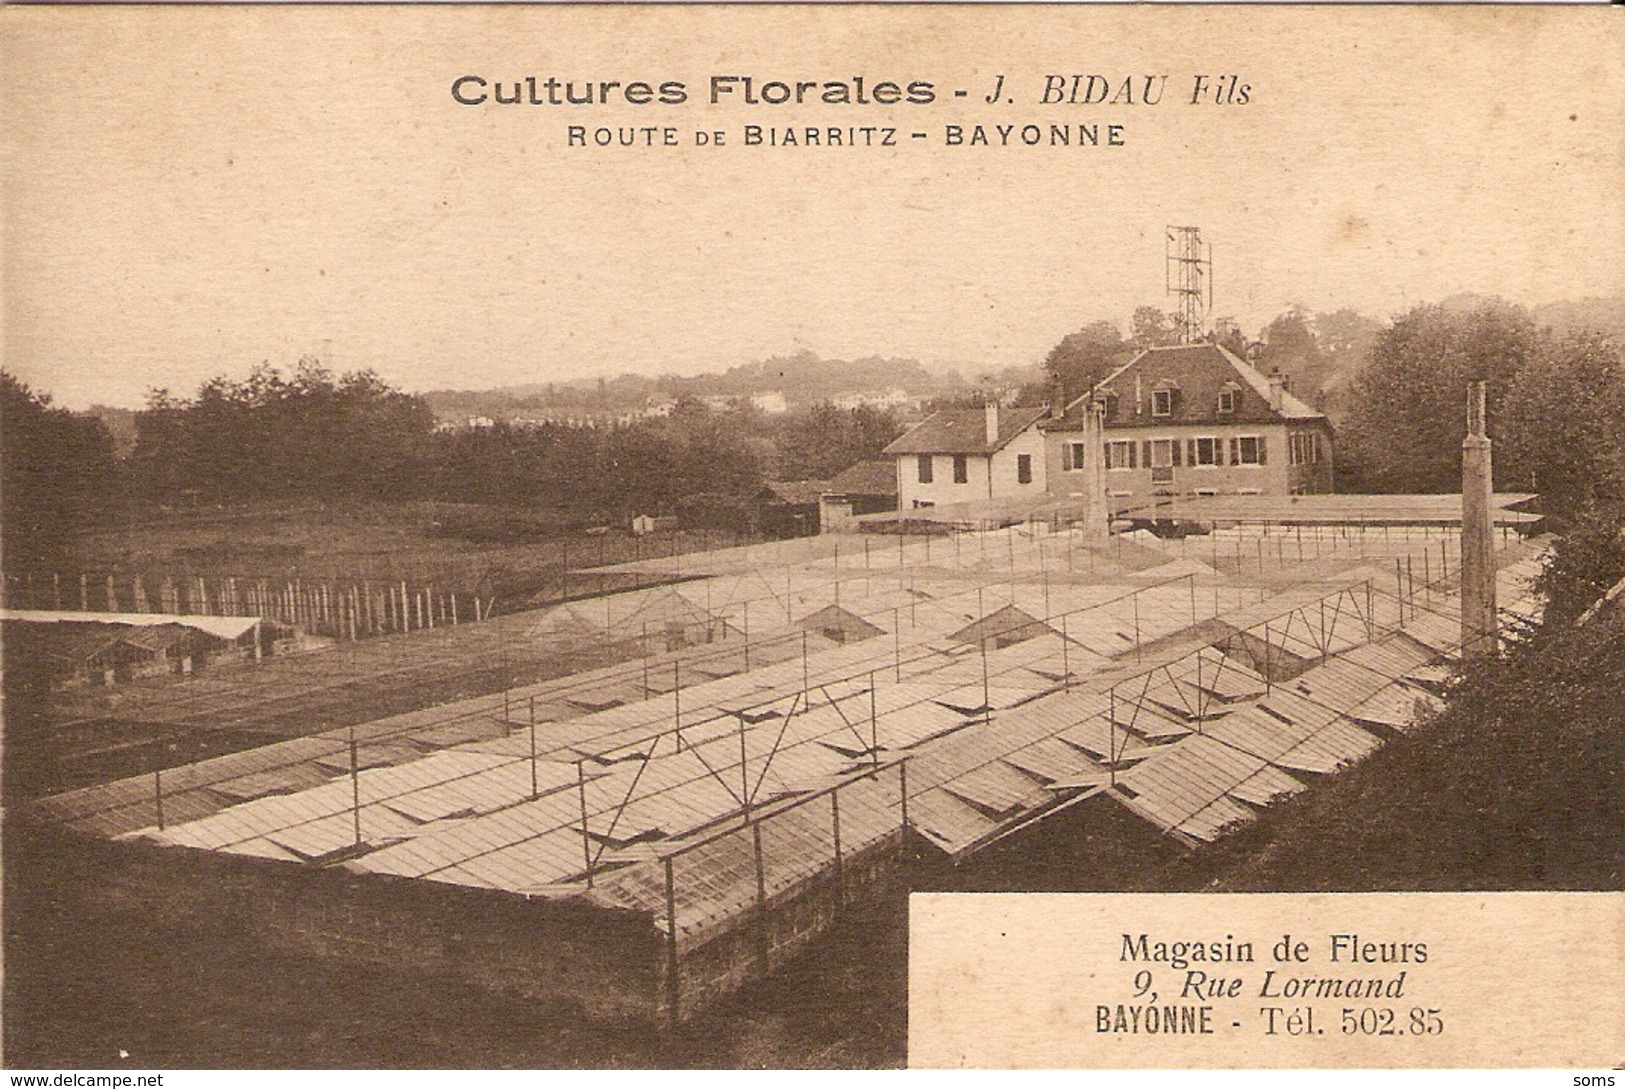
xmin=818 ymin=459 xmax=900 ymax=532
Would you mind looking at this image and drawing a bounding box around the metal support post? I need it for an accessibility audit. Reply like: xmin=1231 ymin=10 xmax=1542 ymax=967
xmin=577 ymin=760 xmax=594 ymax=887
xmin=529 ymin=697 xmax=539 ymax=800
xmin=831 ymin=792 xmax=844 ymax=886
xmin=1061 ymin=614 xmax=1070 ymax=689
xmin=738 ymin=712 xmax=752 ymax=818
xmin=899 ymin=761 xmax=909 ymax=830
xmin=349 ymin=724 xmax=362 ymax=846
xmin=663 ymin=856 xmax=680 ymax=1028
xmin=870 ymin=671 xmax=880 ymax=768
xmin=752 ymin=821 xmax=770 ymax=969
xmin=673 ymin=660 xmax=683 ymax=751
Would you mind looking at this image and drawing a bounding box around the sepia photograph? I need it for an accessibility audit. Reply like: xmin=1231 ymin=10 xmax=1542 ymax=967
xmin=2 ymin=3 xmax=1622 ymax=1071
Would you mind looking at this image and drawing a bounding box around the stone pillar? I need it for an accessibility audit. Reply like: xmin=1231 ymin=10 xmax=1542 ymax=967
xmin=1461 ymin=382 xmax=1497 ymax=658
xmin=1081 ymin=400 xmax=1109 ymax=539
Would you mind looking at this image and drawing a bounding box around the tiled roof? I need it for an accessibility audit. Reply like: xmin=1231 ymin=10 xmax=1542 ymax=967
xmin=882 ymin=405 xmax=1047 ymax=456
xmin=0 ymin=609 xmax=261 ymax=641
xmin=763 ymin=480 xmax=831 ymax=506
xmin=1046 ymin=344 xmax=1325 ymax=430
xmin=825 ymin=459 xmax=898 ymax=497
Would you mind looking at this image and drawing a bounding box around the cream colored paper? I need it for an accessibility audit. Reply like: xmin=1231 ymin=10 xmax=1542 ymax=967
xmin=2 ymin=4 xmax=1621 ymax=1071
xmin=4 ymin=6 xmax=1621 ymax=405
xmin=911 ymin=892 xmax=1625 ymax=1068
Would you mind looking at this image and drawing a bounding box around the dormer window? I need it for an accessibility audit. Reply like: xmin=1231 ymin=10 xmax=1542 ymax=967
xmin=1218 ymin=384 xmax=1240 ymax=414
xmin=1150 ymin=380 xmax=1180 ymax=418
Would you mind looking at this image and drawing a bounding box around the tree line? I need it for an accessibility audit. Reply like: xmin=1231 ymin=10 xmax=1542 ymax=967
xmin=0 ymin=360 xmax=906 ymax=575
xmin=4 ymin=295 xmax=1621 ymax=578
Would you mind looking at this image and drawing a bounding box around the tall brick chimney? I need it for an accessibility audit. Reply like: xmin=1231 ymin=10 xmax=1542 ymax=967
xmin=985 ymin=399 xmax=999 ymax=446
xmin=1461 ymin=381 xmax=1497 ymax=658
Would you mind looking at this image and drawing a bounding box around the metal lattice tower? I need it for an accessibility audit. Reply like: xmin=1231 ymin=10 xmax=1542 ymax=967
xmin=1165 ymin=226 xmax=1213 ymax=344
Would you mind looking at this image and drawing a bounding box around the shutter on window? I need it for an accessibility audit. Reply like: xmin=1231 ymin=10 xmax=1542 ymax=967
xmin=1187 ymin=439 xmax=1196 ymax=465
xmin=1141 ymin=440 xmax=1151 ymax=469
xmin=1172 ymin=440 xmax=1183 ymax=467
xmin=1228 ymin=438 xmax=1239 ymax=465
xmin=1257 ymin=435 xmax=1267 ymax=465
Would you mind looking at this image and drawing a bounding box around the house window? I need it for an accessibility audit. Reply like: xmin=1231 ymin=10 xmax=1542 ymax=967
xmin=1218 ymin=388 xmax=1237 ymax=414
xmin=1067 ymin=442 xmax=1087 ymax=470
xmin=1233 ymin=435 xmax=1265 ymax=466
xmin=1016 ymin=453 xmax=1033 ymax=484
xmin=917 ymin=455 xmax=933 ymax=484
xmin=1106 ymin=440 xmax=1137 ymax=470
xmin=1151 ymin=389 xmax=1173 ymax=417
xmin=1149 ymin=439 xmax=1176 ymax=485
xmin=952 ymin=454 xmax=969 ymax=484
xmin=1290 ymin=431 xmax=1319 ymax=466
xmin=1193 ymin=437 xmax=1220 ymax=466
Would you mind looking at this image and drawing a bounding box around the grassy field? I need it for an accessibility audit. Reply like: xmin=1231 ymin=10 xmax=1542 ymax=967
xmin=36 ymin=500 xmax=758 ymax=620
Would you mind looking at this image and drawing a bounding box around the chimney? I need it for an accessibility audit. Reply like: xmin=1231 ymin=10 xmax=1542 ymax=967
xmin=1050 ymin=374 xmax=1067 ymax=420
xmin=1268 ymin=371 xmax=1285 ymax=412
xmin=1081 ymin=399 xmax=1109 ymax=539
xmin=1461 ymin=381 xmax=1497 ymax=658
xmin=985 ymin=399 xmax=999 ymax=445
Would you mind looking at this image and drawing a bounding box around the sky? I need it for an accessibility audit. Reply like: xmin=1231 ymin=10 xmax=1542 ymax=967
xmin=4 ymin=5 xmax=1622 ymax=408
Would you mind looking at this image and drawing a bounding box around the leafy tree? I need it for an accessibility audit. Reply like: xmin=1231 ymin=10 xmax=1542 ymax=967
xmin=1313 ymin=308 xmax=1383 ymax=363
xmin=1498 ymin=333 xmax=1625 ymax=522
xmin=1338 ymin=301 xmax=1539 ymax=493
xmin=1129 ymin=307 xmax=1178 ymax=350
xmin=1 ymin=372 xmax=119 ymax=576
xmin=1211 ymin=320 xmax=1249 ymax=358
xmin=130 ymin=360 xmax=436 ymax=503
xmin=773 ymin=403 xmax=903 ymax=481
xmin=1043 ymin=320 xmax=1126 ymax=407
xmin=1529 ymin=506 xmax=1625 ymax=629
xmin=1256 ymin=305 xmax=1321 ymax=372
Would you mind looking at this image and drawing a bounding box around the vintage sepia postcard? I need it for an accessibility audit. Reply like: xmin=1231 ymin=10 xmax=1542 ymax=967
xmin=2 ymin=3 xmax=1622 ymax=1072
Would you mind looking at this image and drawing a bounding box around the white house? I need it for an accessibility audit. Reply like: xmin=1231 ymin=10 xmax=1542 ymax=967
xmin=882 ymin=402 xmax=1048 ymax=510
